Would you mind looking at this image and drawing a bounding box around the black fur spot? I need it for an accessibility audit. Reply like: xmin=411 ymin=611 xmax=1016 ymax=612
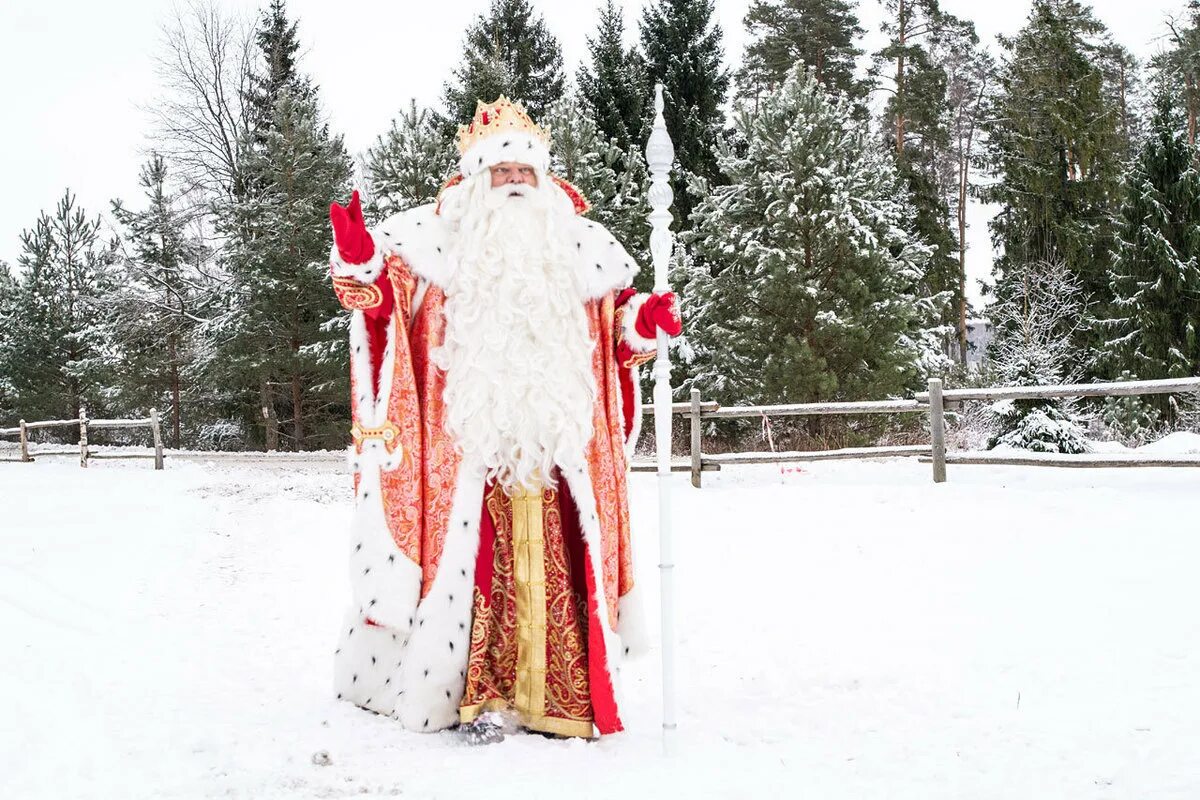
xmin=448 ymin=594 xmax=454 ymax=603
xmin=424 ymin=718 xmax=430 ymax=728
xmin=355 ymin=543 xmax=362 ymax=552
xmin=369 ymin=599 xmax=377 ymax=607
xmin=446 ymin=690 xmax=452 ymax=699
xmin=349 ymin=627 xmax=355 ymax=637
xmin=335 ymin=648 xmax=341 ymax=654
xmin=595 ymin=263 xmax=602 ymax=270
xmin=366 ymin=697 xmax=372 ymax=704
xmin=449 ymin=641 xmax=454 ymax=652
xmin=388 ymin=554 xmax=395 ymax=563
xmin=461 ymin=568 xmax=466 ymax=577
xmin=337 ymin=693 xmax=343 ymax=699
xmin=385 ymin=677 xmax=391 ymax=685
xmin=419 ymin=619 xmax=424 ymax=627
xmin=424 ymin=669 xmax=429 ymax=678
xmin=502 ymin=140 xmax=510 ymax=147
xmin=352 ymin=674 xmax=358 ymax=683
xmin=371 ymin=655 xmax=376 ymax=664
xmin=436 ymin=246 xmax=442 ymax=253
xmin=364 ymin=567 xmax=371 ymax=575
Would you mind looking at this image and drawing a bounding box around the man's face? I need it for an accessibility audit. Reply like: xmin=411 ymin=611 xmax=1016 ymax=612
xmin=489 ymin=161 xmax=539 ymax=190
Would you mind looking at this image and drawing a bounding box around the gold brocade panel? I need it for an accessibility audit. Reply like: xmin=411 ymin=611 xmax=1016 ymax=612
xmin=460 ymin=484 xmax=594 ymax=738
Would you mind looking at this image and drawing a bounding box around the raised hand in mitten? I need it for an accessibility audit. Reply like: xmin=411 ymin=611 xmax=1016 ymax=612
xmin=635 ymin=291 xmax=683 ymax=338
xmin=329 ymin=189 xmax=375 ymax=265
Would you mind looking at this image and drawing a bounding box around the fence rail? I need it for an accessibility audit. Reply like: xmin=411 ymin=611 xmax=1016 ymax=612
xmin=634 ymin=376 xmax=1200 ymax=486
xmin=0 ymin=406 xmax=164 ymax=469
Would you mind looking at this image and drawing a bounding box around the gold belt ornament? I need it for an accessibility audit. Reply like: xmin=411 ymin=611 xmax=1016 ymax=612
xmin=351 ymin=420 xmax=403 ymax=454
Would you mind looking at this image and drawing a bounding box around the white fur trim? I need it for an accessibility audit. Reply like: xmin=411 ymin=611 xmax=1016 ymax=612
xmin=393 ymin=461 xmax=488 ymax=733
xmin=624 ymin=365 xmax=645 ymax=463
xmin=618 ymin=292 xmax=657 ymax=353
xmin=570 ymin=216 xmax=641 ymax=299
xmin=560 ymin=462 xmax=626 ymax=710
xmin=333 ymin=608 xmax=406 ymax=715
xmin=329 ymin=241 xmax=385 ymax=285
xmin=616 ymin=580 xmax=651 ymax=659
xmin=368 ymin=204 xmax=454 ymax=288
xmin=458 ymin=130 xmax=550 ymax=179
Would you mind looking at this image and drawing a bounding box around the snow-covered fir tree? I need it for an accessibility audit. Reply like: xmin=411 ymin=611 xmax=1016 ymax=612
xmin=981 ymin=0 xmax=1126 ymax=365
xmin=0 ymin=261 xmax=19 ymax=420
xmin=681 ymin=66 xmax=947 ymax=406
xmin=441 ymin=0 xmax=565 ymax=136
xmin=216 ymin=85 xmax=353 ymax=451
xmin=363 ymin=100 xmax=456 ymax=220
xmin=640 ymin=0 xmax=730 ymax=225
xmin=986 ymin=259 xmax=1090 ymax=453
xmin=4 ymin=191 xmax=121 ymax=422
xmin=109 ymin=154 xmax=208 ymax=448
xmin=577 ymin=0 xmax=650 ymax=156
xmin=737 ymin=0 xmax=868 ymax=115
xmin=213 ymin=2 xmax=353 ymax=451
xmin=542 ymin=92 xmax=651 ymax=280
xmin=1101 ymin=86 xmax=1200 ymax=403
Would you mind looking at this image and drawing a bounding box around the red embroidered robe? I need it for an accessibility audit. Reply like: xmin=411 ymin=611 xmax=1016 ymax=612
xmin=327 ymin=185 xmax=656 ymax=737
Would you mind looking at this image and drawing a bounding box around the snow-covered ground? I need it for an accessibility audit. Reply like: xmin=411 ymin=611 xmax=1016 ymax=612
xmin=3 ymin=453 xmax=1199 ymax=799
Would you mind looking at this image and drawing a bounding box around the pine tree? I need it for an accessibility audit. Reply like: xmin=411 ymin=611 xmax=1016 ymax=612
xmin=364 ymin=100 xmax=457 ymax=219
xmin=5 ymin=191 xmax=120 ymax=422
xmin=0 ymin=261 xmax=19 ymax=420
xmin=1101 ymin=86 xmax=1200 ymax=405
xmin=217 ymin=86 xmax=353 ymax=451
xmin=577 ymin=0 xmax=650 ymax=155
xmin=981 ymin=0 xmax=1126 ymax=364
xmin=244 ymin=0 xmax=311 ymax=141
xmin=441 ymin=0 xmax=565 ymax=136
xmin=542 ymin=92 xmax=651 ymax=280
xmin=681 ymin=67 xmax=941 ymax=406
xmin=874 ymin=2 xmax=972 ymax=364
xmin=939 ymin=21 xmax=995 ymax=363
xmin=737 ymin=0 xmax=867 ymax=114
xmin=640 ymin=0 xmax=730 ymax=225
xmin=215 ymin=3 xmax=354 ymax=451
xmin=110 ymin=154 xmax=207 ymax=447
xmin=1158 ymin=1 xmax=1200 ymax=147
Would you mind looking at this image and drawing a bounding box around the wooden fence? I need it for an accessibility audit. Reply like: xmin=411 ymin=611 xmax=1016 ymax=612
xmin=633 ymin=376 xmax=1200 ymax=487
xmin=0 ymin=405 xmax=165 ymax=469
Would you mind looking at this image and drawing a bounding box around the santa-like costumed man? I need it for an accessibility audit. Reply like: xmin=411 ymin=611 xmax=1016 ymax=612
xmin=326 ymin=96 xmax=681 ymax=742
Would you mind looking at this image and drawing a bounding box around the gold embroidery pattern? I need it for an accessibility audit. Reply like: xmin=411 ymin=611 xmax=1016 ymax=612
xmin=376 ymin=256 xmax=423 ymax=565
xmin=351 ymin=420 xmax=403 ymax=454
xmin=460 ymin=484 xmax=594 ymax=738
xmin=332 ymin=275 xmax=383 ymax=310
xmin=409 ymin=287 xmax=462 ymax=596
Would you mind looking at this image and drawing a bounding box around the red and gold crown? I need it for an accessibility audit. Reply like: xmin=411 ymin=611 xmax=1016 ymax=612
xmin=456 ymin=95 xmax=551 ymax=178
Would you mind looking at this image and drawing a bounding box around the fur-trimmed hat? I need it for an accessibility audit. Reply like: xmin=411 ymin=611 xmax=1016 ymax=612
xmin=456 ymin=95 xmax=551 ymax=178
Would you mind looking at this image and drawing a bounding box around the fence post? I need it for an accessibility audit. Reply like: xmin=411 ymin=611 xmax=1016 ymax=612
xmin=79 ymin=404 xmax=89 ymax=469
xmin=689 ymin=388 xmax=703 ymax=488
xmin=928 ymin=378 xmax=946 ymax=483
xmin=19 ymin=419 xmax=30 ymax=462
xmin=149 ymin=408 xmax=164 ymax=471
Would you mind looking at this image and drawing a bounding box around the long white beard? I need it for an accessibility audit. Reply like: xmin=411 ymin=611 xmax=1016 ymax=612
xmin=434 ymin=173 xmax=596 ymax=492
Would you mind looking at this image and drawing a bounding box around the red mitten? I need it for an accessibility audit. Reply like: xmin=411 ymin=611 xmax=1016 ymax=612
xmin=329 ymin=189 xmax=375 ymax=265
xmin=635 ymin=291 xmax=682 ymax=339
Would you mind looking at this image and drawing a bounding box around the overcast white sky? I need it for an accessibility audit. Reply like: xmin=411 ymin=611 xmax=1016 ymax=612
xmin=0 ymin=0 xmax=1187 ymax=305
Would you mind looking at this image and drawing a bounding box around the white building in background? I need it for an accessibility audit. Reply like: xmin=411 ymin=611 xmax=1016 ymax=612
xmin=965 ymin=318 xmax=993 ymax=369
